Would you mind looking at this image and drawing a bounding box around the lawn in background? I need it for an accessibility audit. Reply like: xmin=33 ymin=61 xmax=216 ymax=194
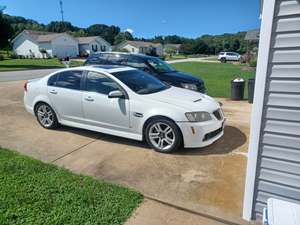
xmin=0 ymin=58 xmax=83 ymax=72
xmin=172 ymin=62 xmax=255 ymax=98
xmin=0 ymin=149 xmax=143 ymax=225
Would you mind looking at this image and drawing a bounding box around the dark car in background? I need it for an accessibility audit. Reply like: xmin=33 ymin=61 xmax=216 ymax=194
xmin=84 ymin=52 xmax=206 ymax=93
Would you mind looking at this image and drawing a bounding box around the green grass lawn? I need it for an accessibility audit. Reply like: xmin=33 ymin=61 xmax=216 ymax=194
xmin=0 ymin=58 xmax=83 ymax=72
xmin=172 ymin=62 xmax=255 ymax=98
xmin=0 ymin=149 xmax=143 ymax=225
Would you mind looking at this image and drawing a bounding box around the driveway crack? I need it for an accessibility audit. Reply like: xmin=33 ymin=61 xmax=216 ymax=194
xmin=51 ymin=139 xmax=98 ymax=163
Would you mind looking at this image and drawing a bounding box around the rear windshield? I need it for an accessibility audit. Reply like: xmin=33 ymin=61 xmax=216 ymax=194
xmin=112 ymin=70 xmax=170 ymax=95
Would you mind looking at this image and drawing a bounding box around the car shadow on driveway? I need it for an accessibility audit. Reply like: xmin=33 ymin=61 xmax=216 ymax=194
xmin=56 ymin=125 xmax=150 ymax=149
xmin=55 ymin=125 xmax=246 ymax=155
xmin=176 ymin=125 xmax=247 ymax=156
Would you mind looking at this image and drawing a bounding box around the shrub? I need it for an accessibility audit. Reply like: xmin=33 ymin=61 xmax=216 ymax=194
xmin=0 ymin=54 xmax=4 ymax=61
xmin=249 ymin=58 xmax=257 ymax=67
xmin=10 ymin=53 xmax=18 ymax=59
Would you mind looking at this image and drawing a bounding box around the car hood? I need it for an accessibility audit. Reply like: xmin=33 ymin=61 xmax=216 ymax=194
xmin=161 ymin=71 xmax=203 ymax=83
xmin=146 ymin=87 xmax=219 ymax=112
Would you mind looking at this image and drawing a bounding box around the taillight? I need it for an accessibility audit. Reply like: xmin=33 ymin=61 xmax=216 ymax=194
xmin=24 ymin=81 xmax=28 ymax=92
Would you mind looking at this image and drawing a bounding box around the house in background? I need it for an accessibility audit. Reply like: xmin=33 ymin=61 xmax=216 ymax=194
xmin=77 ymin=36 xmax=112 ymax=56
xmin=243 ymin=0 xmax=300 ymax=222
xmin=12 ymin=30 xmax=79 ymax=59
xmin=163 ymin=43 xmax=182 ymax=55
xmin=117 ymin=40 xmax=163 ymax=56
xmin=244 ymin=29 xmax=260 ymax=56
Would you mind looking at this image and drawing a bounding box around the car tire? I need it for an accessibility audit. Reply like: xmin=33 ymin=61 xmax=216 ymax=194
xmin=35 ymin=102 xmax=59 ymax=129
xmin=220 ymin=57 xmax=226 ymax=63
xmin=145 ymin=118 xmax=182 ymax=153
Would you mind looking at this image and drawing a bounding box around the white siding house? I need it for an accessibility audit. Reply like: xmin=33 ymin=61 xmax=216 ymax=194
xmin=77 ymin=36 xmax=112 ymax=56
xmin=117 ymin=41 xmax=163 ymax=56
xmin=12 ymin=30 xmax=79 ymax=59
xmin=243 ymin=0 xmax=300 ymax=222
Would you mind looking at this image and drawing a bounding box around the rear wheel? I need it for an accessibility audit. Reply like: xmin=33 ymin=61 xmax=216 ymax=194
xmin=145 ymin=118 xmax=182 ymax=153
xmin=220 ymin=57 xmax=226 ymax=63
xmin=35 ymin=103 xmax=59 ymax=129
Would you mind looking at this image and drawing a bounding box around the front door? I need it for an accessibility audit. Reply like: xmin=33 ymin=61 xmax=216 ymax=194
xmin=47 ymin=70 xmax=84 ymax=122
xmin=82 ymin=71 xmax=130 ymax=131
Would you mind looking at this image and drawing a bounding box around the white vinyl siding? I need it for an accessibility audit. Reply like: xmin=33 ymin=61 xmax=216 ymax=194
xmin=251 ymin=0 xmax=300 ymax=220
xmin=13 ymin=34 xmax=41 ymax=58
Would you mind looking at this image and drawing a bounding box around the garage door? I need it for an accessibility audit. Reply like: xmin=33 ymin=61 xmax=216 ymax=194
xmin=54 ymin=45 xmax=77 ymax=58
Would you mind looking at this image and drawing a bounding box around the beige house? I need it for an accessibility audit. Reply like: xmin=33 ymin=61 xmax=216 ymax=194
xmin=117 ymin=40 xmax=163 ymax=56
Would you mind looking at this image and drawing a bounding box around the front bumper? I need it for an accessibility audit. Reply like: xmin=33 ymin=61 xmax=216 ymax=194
xmin=176 ymin=118 xmax=225 ymax=148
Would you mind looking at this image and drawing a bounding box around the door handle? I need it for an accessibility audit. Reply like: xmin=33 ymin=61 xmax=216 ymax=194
xmin=50 ymin=90 xmax=57 ymax=94
xmin=84 ymin=97 xmax=94 ymax=102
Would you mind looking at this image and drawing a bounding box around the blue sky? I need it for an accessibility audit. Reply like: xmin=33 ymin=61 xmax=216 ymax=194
xmin=2 ymin=0 xmax=260 ymax=38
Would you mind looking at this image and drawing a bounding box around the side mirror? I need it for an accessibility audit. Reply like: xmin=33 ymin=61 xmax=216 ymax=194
xmin=108 ymin=90 xmax=125 ymax=99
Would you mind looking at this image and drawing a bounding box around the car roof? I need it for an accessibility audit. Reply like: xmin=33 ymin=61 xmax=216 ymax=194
xmin=90 ymin=51 xmax=157 ymax=60
xmin=59 ymin=65 xmax=136 ymax=74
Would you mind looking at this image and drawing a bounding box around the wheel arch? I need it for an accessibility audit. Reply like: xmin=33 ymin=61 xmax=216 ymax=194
xmin=142 ymin=115 xmax=183 ymax=143
xmin=33 ymin=101 xmax=59 ymax=121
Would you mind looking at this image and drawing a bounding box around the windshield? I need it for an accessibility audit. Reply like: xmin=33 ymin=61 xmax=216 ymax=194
xmin=146 ymin=57 xmax=176 ymax=73
xmin=112 ymin=69 xmax=170 ymax=95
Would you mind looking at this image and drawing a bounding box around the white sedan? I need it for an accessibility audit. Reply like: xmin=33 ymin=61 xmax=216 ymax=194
xmin=24 ymin=65 xmax=224 ymax=153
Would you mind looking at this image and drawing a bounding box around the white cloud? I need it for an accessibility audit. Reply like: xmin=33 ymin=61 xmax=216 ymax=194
xmin=125 ymin=28 xmax=134 ymax=34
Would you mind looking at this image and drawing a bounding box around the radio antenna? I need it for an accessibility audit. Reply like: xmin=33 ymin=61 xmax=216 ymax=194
xmin=59 ymin=0 xmax=64 ymax=22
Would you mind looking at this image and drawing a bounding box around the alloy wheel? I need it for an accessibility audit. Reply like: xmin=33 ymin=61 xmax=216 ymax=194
xmin=148 ymin=122 xmax=175 ymax=151
xmin=37 ymin=104 xmax=54 ymax=128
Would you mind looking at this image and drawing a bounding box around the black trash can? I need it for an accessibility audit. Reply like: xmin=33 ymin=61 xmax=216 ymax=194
xmin=231 ymin=78 xmax=245 ymax=100
xmin=248 ymin=78 xmax=255 ymax=104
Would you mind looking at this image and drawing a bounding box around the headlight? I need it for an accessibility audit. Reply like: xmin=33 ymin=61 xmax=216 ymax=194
xmin=185 ymin=112 xmax=212 ymax=122
xmin=181 ymin=83 xmax=198 ymax=91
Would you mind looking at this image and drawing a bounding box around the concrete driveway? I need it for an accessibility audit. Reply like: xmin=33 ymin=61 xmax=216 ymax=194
xmin=0 ymin=80 xmax=251 ymax=224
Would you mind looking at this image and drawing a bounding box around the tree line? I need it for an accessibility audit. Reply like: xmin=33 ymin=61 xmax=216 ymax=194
xmin=0 ymin=12 xmax=257 ymax=55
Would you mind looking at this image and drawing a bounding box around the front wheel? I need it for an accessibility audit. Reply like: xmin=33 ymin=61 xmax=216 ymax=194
xmin=35 ymin=103 xmax=59 ymax=129
xmin=145 ymin=118 xmax=182 ymax=153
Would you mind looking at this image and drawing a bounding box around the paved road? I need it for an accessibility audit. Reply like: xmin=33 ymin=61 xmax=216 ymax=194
xmin=0 ymin=68 xmax=59 ymax=82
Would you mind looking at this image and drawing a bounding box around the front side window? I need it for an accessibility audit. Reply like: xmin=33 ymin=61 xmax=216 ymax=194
xmin=56 ymin=70 xmax=83 ymax=90
xmin=112 ymin=69 xmax=170 ymax=95
xmin=86 ymin=71 xmax=120 ymax=95
xmin=146 ymin=57 xmax=175 ymax=73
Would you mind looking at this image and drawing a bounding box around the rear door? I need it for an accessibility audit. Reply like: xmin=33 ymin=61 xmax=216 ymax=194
xmin=47 ymin=70 xmax=84 ymax=123
xmin=82 ymin=71 xmax=130 ymax=131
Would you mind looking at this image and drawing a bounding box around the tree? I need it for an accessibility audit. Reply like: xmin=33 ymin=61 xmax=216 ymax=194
xmin=0 ymin=12 xmax=13 ymax=49
xmin=114 ymin=31 xmax=133 ymax=45
xmin=47 ymin=21 xmax=76 ymax=33
xmin=86 ymin=24 xmax=120 ymax=44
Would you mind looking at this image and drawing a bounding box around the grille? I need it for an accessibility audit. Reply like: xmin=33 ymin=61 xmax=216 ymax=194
xmin=203 ymin=126 xmax=223 ymax=141
xmin=213 ymin=109 xmax=223 ymax=120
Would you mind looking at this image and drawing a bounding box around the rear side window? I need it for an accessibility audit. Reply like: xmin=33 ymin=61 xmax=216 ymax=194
xmin=107 ymin=54 xmax=127 ymax=65
xmin=47 ymin=74 xmax=58 ymax=86
xmin=126 ymin=57 xmax=148 ymax=69
xmin=56 ymin=71 xmax=83 ymax=90
xmin=85 ymin=54 xmax=108 ymax=65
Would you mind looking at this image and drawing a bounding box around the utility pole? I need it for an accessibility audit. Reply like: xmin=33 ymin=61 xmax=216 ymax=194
xmin=59 ymin=0 xmax=64 ymax=22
